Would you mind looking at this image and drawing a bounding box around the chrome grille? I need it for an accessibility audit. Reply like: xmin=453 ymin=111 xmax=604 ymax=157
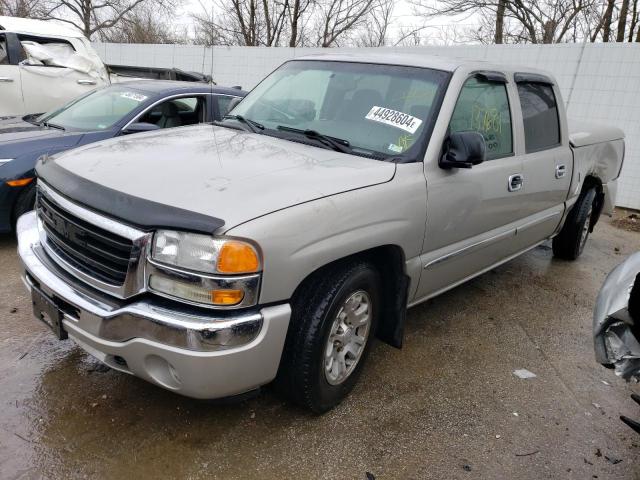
xmin=37 ymin=190 xmax=134 ymax=286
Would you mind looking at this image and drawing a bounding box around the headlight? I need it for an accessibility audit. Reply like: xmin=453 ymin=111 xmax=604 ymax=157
xmin=0 ymin=159 xmax=14 ymax=167
xmin=148 ymin=230 xmax=261 ymax=308
xmin=151 ymin=230 xmax=260 ymax=274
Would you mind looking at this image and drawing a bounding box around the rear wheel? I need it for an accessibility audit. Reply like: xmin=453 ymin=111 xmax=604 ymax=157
xmin=276 ymin=261 xmax=381 ymax=413
xmin=552 ymin=187 xmax=596 ymax=260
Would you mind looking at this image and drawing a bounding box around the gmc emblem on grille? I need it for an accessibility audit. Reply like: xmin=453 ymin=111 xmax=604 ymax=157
xmin=54 ymin=216 xmax=86 ymax=246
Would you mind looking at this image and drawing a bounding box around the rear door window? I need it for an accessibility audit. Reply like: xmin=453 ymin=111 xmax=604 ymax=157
xmin=449 ymin=76 xmax=513 ymax=160
xmin=517 ymin=82 xmax=561 ymax=152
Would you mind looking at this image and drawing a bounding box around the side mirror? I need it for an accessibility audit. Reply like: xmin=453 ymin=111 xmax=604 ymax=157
xmin=440 ymin=131 xmax=486 ymax=169
xmin=122 ymin=122 xmax=160 ymax=135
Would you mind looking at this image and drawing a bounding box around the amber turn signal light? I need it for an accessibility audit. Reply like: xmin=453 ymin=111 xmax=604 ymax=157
xmin=217 ymin=241 xmax=260 ymax=274
xmin=6 ymin=177 xmax=34 ymax=187
xmin=211 ymin=289 xmax=245 ymax=305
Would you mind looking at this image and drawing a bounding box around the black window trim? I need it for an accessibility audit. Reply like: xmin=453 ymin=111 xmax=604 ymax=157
xmin=516 ymin=81 xmax=562 ymax=154
xmin=514 ymin=72 xmax=554 ymax=86
xmin=3 ymin=32 xmax=26 ymax=65
xmin=449 ymin=73 xmax=515 ymax=162
xmin=472 ymin=70 xmax=508 ymax=84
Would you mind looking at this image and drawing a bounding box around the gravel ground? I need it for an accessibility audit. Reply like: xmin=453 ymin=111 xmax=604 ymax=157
xmin=1 ymin=215 xmax=639 ymax=480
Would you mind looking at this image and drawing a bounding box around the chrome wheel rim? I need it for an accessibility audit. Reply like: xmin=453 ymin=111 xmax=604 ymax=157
xmin=324 ymin=290 xmax=372 ymax=385
xmin=580 ymin=207 xmax=593 ymax=252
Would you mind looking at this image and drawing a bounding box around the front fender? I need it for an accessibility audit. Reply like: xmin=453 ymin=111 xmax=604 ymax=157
xmin=224 ymin=162 xmax=428 ymax=305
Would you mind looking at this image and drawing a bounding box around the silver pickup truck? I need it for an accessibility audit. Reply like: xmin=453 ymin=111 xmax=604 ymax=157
xmin=17 ymin=53 xmax=625 ymax=413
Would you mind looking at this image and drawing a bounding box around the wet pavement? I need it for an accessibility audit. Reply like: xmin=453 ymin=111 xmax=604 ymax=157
xmin=1 ymin=217 xmax=639 ymax=479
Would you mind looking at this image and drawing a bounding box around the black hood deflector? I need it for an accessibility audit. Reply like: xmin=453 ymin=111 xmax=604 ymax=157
xmin=36 ymin=158 xmax=225 ymax=234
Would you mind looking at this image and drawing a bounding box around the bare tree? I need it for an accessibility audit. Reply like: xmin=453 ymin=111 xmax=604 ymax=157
xmin=412 ymin=0 xmax=599 ymax=44
xmin=393 ymin=25 xmax=427 ymax=46
xmin=353 ymin=0 xmax=393 ymax=47
xmin=100 ymin=7 xmax=178 ymax=43
xmin=41 ymin=0 xmax=177 ymax=39
xmin=0 ymin=0 xmax=46 ymax=17
xmin=629 ymin=0 xmax=638 ymax=40
xmin=616 ymin=0 xmax=630 ymax=39
xmin=287 ymin=0 xmax=314 ymax=46
xmin=315 ymin=0 xmax=376 ymax=46
xmin=192 ymin=0 xmax=293 ymax=46
xmin=494 ymin=0 xmax=506 ymax=43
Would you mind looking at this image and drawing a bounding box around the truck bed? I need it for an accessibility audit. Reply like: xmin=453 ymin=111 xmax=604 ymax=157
xmin=107 ymin=65 xmax=212 ymax=84
xmin=569 ymin=119 xmax=625 ymax=215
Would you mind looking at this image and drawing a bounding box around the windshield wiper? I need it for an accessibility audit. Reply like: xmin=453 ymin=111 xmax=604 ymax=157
xmin=276 ymin=126 xmax=352 ymax=154
xmin=223 ymin=114 xmax=264 ymax=134
xmin=42 ymin=121 xmax=65 ymax=131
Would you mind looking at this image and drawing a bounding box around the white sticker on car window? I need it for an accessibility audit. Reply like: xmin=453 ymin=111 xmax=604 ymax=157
xmin=365 ymin=106 xmax=423 ymax=134
xmin=121 ymin=92 xmax=148 ymax=102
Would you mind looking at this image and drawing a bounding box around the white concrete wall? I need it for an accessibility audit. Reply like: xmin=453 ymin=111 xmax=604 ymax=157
xmin=93 ymin=42 xmax=640 ymax=210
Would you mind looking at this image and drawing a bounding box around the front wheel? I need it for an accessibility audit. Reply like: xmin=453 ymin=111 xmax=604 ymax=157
xmin=12 ymin=182 xmax=37 ymax=229
xmin=552 ymin=187 xmax=596 ymax=260
xmin=276 ymin=261 xmax=381 ymax=413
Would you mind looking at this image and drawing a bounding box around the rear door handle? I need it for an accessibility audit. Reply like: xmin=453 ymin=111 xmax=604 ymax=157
xmin=0 ymin=77 xmax=14 ymax=83
xmin=555 ymin=164 xmax=567 ymax=179
xmin=508 ymin=174 xmax=523 ymax=192
xmin=77 ymin=79 xmax=97 ymax=85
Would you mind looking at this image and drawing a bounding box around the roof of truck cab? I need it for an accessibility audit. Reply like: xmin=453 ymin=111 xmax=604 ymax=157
xmin=0 ymin=16 xmax=85 ymax=38
xmin=293 ymin=52 xmax=553 ymax=77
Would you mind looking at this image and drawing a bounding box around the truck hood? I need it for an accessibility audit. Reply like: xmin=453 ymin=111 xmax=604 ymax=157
xmin=46 ymin=124 xmax=396 ymax=230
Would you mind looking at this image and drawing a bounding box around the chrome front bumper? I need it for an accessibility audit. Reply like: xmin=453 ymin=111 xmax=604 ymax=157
xmin=17 ymin=211 xmax=291 ymax=399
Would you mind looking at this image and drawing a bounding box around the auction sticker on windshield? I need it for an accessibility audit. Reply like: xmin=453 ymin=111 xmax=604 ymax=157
xmin=121 ymin=92 xmax=148 ymax=102
xmin=365 ymin=106 xmax=423 ymax=134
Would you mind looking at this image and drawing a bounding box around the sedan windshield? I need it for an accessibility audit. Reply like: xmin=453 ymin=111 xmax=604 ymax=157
xmin=229 ymin=60 xmax=450 ymax=159
xmin=37 ymin=87 xmax=149 ymax=131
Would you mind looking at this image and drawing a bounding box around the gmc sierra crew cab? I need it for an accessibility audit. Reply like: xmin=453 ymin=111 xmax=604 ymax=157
xmin=17 ymin=53 xmax=625 ymax=413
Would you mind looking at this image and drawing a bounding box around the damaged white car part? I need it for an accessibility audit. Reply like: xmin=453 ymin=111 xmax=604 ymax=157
xmin=593 ymin=252 xmax=640 ymax=434
xmin=594 ymin=252 xmax=640 ymax=381
xmin=20 ymin=40 xmax=101 ymax=75
xmin=0 ymin=15 xmax=211 ymax=116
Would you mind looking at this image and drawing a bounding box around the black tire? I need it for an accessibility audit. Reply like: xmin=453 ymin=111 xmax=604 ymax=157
xmin=12 ymin=183 xmax=37 ymax=229
xmin=276 ymin=261 xmax=381 ymax=413
xmin=552 ymin=187 xmax=596 ymax=260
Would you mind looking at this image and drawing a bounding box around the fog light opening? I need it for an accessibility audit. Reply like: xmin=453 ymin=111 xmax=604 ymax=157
xmin=114 ymin=355 xmax=128 ymax=367
xmin=144 ymin=354 xmax=181 ymax=390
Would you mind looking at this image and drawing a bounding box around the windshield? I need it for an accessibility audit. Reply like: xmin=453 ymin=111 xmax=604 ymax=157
xmin=38 ymin=87 xmax=150 ymax=131
xmin=230 ymin=60 xmax=450 ymax=159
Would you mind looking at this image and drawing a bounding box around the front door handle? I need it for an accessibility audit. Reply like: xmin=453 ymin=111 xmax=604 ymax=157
xmin=508 ymin=174 xmax=524 ymax=192
xmin=555 ymin=164 xmax=567 ymax=179
xmin=0 ymin=77 xmax=14 ymax=83
xmin=77 ymin=79 xmax=97 ymax=85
